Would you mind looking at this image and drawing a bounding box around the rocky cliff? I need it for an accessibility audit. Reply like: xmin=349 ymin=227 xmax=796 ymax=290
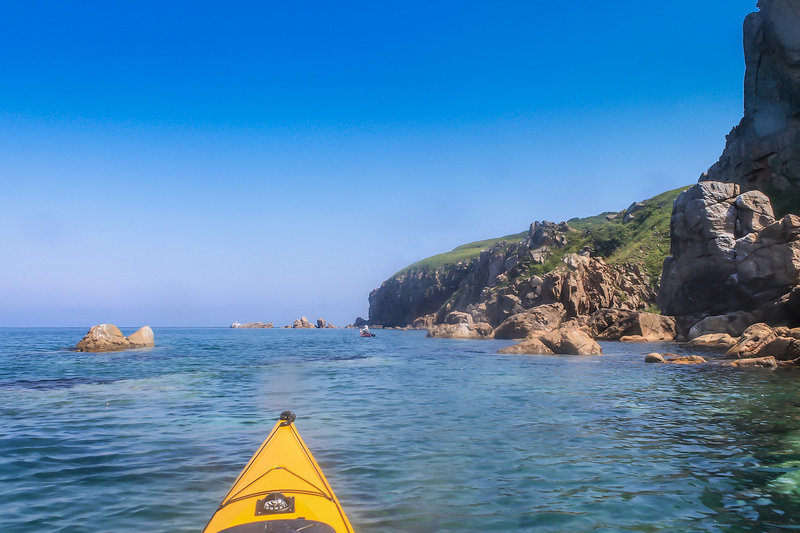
xmin=702 ymin=0 xmax=800 ymax=217
xmin=368 ymin=188 xmax=683 ymax=328
xmin=659 ymin=1 xmax=800 ymax=331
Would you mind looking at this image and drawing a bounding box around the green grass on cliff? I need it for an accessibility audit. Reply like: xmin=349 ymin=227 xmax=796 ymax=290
xmin=391 ymin=186 xmax=689 ymax=283
xmin=394 ymin=231 xmax=527 ymax=276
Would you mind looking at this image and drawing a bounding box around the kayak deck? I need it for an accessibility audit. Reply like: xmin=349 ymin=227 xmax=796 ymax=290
xmin=203 ymin=412 xmax=354 ymax=533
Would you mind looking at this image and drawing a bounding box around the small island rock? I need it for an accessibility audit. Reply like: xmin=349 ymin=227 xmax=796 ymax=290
xmin=75 ymin=324 xmax=154 ymax=352
xmin=231 ymin=322 xmax=273 ymax=329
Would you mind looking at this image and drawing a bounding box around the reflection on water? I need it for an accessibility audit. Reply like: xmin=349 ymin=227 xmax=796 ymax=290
xmin=0 ymin=328 xmax=799 ymax=532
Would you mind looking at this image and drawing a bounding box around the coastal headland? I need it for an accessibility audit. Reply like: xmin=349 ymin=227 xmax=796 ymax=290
xmin=363 ymin=0 xmax=800 ymax=361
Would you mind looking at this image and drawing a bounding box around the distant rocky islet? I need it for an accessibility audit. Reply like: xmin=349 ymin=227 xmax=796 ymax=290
xmin=230 ymin=317 xmax=341 ymax=329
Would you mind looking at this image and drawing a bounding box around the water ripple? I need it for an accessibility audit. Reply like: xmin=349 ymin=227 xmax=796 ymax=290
xmin=1 ymin=328 xmax=800 ymax=532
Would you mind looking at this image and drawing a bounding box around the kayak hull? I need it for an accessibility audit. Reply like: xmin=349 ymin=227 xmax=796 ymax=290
xmin=203 ymin=412 xmax=354 ymax=533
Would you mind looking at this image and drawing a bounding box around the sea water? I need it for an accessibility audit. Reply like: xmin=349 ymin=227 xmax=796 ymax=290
xmin=1 ymin=327 xmax=800 ymax=532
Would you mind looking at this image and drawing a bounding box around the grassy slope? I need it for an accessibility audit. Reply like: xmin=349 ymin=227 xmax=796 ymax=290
xmin=392 ymin=186 xmax=688 ymax=284
xmin=394 ymin=231 xmax=528 ymax=276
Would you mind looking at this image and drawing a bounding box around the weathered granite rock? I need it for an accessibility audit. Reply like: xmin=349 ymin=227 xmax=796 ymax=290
xmin=444 ymin=311 xmax=474 ymax=325
xmin=727 ymin=356 xmax=779 ymax=369
xmin=497 ymin=337 xmax=554 ymax=355
xmin=659 ymin=182 xmax=800 ymax=321
xmin=427 ymin=321 xmax=493 ymax=339
xmin=544 ymin=328 xmax=602 ymax=355
xmin=687 ymin=311 xmax=762 ymax=339
xmin=292 ymin=317 xmax=315 ymax=329
xmin=702 ymin=0 xmax=800 ymax=217
xmin=127 ymin=326 xmax=154 ymax=347
xmin=590 ymin=309 xmax=676 ymax=341
xmin=688 ymin=333 xmax=738 ymax=349
xmin=231 ymin=322 xmax=273 ymax=329
xmin=316 ymin=318 xmax=326 ymax=328
xmin=493 ymin=303 xmax=566 ymax=340
xmin=74 ymin=324 xmax=154 ymax=352
xmin=411 ymin=314 xmax=437 ymax=330
xmin=726 ymin=323 xmax=778 ymax=358
xmin=537 ymin=255 xmax=655 ymax=319
xmin=497 ymin=327 xmax=601 ymax=355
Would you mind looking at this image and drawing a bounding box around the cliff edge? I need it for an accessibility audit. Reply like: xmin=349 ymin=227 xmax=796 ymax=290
xmin=702 ymin=0 xmax=800 ymax=217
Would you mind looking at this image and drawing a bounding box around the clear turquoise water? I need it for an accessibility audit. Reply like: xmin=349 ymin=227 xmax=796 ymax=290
xmin=2 ymin=328 xmax=800 ymax=532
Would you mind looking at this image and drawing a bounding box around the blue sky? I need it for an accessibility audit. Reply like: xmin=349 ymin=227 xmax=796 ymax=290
xmin=0 ymin=1 xmax=758 ymax=327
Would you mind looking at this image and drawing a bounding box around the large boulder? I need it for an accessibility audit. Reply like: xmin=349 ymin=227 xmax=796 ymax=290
xmin=659 ymin=182 xmax=800 ymax=322
xmin=493 ymin=303 xmax=566 ymax=340
xmin=688 ymin=333 xmax=738 ymax=349
xmin=726 ymin=323 xmax=778 ymax=358
xmin=498 ymin=327 xmax=601 ymax=355
xmin=127 ymin=326 xmax=154 ymax=347
xmin=75 ymin=324 xmax=154 ymax=352
xmin=590 ymin=309 xmax=676 ymax=341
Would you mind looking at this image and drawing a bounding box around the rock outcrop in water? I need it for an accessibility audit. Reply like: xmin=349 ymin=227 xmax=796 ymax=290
xmin=702 ymin=0 xmax=800 ymax=218
xmin=74 ymin=324 xmax=154 ymax=352
xmin=497 ymin=327 xmax=602 ymax=355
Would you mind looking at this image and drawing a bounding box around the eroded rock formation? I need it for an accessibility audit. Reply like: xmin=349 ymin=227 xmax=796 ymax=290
xmin=659 ymin=181 xmax=800 ymax=324
xmin=702 ymin=0 xmax=800 ymax=217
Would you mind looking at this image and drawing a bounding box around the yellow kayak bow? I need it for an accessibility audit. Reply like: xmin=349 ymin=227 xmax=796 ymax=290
xmin=203 ymin=411 xmax=354 ymax=533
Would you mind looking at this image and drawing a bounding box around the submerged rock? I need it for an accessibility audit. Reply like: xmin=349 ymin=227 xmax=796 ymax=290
xmin=727 ymin=356 xmax=779 ymax=369
xmin=645 ymin=352 xmax=666 ymax=363
xmin=644 ymin=352 xmax=706 ymax=365
xmin=74 ymin=324 xmax=154 ymax=352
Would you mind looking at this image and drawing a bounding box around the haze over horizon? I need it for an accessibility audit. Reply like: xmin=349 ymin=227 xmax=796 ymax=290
xmin=1 ymin=1 xmax=758 ymax=327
